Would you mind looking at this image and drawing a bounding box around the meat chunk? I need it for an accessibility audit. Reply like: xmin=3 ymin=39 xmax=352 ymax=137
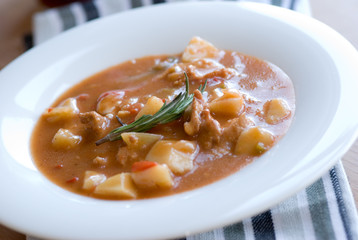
xmin=184 ymin=90 xmax=205 ymax=136
xmin=117 ymin=146 xmax=140 ymax=166
xmin=168 ymin=61 xmax=237 ymax=87
xmin=79 ymin=111 xmax=109 ymax=139
xmin=184 ymin=90 xmax=222 ymax=150
xmin=186 ymin=59 xmax=237 ymax=83
xmin=197 ymin=109 xmax=222 ymax=149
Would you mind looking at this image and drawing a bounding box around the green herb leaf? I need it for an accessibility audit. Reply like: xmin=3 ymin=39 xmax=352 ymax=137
xmin=95 ymin=72 xmax=206 ymax=145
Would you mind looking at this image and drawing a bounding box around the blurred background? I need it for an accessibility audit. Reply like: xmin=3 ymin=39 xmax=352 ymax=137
xmin=1 ymin=0 xmax=357 ymax=69
xmin=0 ymin=0 xmax=358 ymax=239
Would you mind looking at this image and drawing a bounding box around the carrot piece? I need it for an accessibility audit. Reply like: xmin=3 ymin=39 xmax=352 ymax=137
xmin=131 ymin=161 xmax=157 ymax=172
xmin=66 ymin=177 xmax=79 ymax=183
xmin=55 ymin=164 xmax=64 ymax=169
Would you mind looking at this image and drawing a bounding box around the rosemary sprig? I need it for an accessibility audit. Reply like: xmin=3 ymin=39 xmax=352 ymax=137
xmin=95 ymin=72 xmax=207 ymax=145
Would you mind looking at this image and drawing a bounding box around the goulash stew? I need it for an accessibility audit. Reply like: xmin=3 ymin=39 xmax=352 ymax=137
xmin=31 ymin=37 xmax=295 ymax=200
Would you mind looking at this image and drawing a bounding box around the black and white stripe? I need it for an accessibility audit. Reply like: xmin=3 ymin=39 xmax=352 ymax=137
xmin=252 ymin=211 xmax=276 ymax=239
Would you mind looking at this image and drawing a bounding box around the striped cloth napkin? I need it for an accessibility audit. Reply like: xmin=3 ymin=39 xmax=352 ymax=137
xmin=28 ymin=1 xmax=358 ymax=240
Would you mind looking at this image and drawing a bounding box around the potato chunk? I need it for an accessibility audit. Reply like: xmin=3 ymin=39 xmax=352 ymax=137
xmin=145 ymin=140 xmax=197 ymax=174
xmin=135 ymin=96 xmax=164 ymax=120
xmin=44 ymin=98 xmax=79 ymax=122
xmin=234 ymin=127 xmax=275 ymax=156
xmin=264 ymin=98 xmax=291 ymax=124
xmin=121 ymin=132 xmax=163 ymax=150
xmin=209 ymin=89 xmax=244 ymax=116
xmin=82 ymin=171 xmax=107 ymax=191
xmin=52 ymin=128 xmax=81 ymax=149
xmin=182 ymin=36 xmax=220 ymax=62
xmin=94 ymin=173 xmax=137 ymax=199
xmin=131 ymin=161 xmax=173 ymax=189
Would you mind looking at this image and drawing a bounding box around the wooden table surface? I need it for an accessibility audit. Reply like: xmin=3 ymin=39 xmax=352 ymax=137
xmin=1 ymin=0 xmax=358 ymax=239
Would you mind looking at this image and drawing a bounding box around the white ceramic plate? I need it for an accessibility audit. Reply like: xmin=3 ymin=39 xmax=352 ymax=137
xmin=1 ymin=2 xmax=358 ymax=240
